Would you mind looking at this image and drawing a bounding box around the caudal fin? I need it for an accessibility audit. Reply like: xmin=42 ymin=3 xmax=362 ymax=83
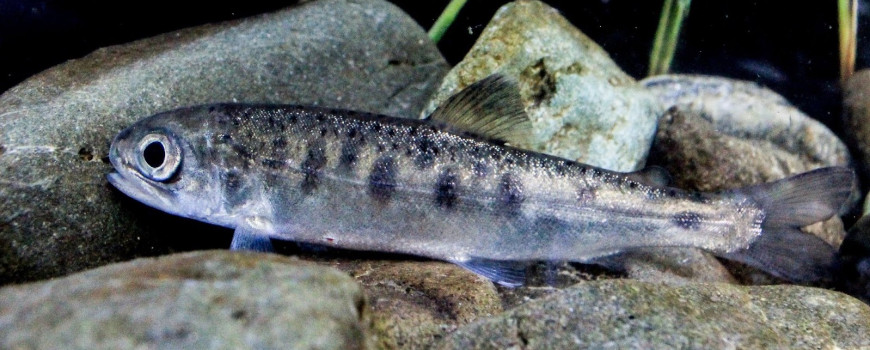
xmin=723 ymin=167 xmax=854 ymax=283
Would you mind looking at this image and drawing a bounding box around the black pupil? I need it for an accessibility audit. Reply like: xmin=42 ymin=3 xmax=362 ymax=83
xmin=143 ymin=141 xmax=166 ymax=168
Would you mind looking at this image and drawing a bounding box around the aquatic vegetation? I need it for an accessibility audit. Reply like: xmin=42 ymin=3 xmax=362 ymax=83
xmin=839 ymin=0 xmax=858 ymax=83
xmin=428 ymin=0 xmax=468 ymax=43
xmin=648 ymin=0 xmax=691 ymax=76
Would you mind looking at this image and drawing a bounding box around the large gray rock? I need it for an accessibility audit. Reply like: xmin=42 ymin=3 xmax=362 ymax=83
xmin=435 ymin=280 xmax=870 ymax=349
xmin=0 ymin=251 xmax=369 ymax=350
xmin=422 ymin=0 xmax=661 ymax=172
xmin=643 ymin=74 xmax=851 ymax=169
xmin=0 ymin=0 xmax=448 ymax=284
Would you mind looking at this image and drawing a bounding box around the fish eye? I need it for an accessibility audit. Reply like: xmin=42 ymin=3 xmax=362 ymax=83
xmin=136 ymin=133 xmax=181 ymax=182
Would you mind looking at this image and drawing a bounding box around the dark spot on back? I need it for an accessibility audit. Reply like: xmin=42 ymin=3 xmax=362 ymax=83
xmin=414 ymin=137 xmax=439 ymax=169
xmin=231 ymin=143 xmax=253 ymax=160
xmin=223 ymin=170 xmax=243 ymax=195
xmin=369 ymin=156 xmax=397 ymax=202
xmin=553 ymin=162 xmax=568 ymax=176
xmin=301 ymin=143 xmax=327 ymax=193
xmin=240 ymin=109 xmax=252 ymax=119
xmin=672 ymin=211 xmax=702 ymax=230
xmin=261 ymin=158 xmax=282 ymax=169
xmin=499 ymin=173 xmax=525 ymax=213
xmin=272 ymin=137 xmax=286 ymax=148
xmin=435 ymin=168 xmax=460 ymax=209
xmin=473 ymin=161 xmax=489 ymax=177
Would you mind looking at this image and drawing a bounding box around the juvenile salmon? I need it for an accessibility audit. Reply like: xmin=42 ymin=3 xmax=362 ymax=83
xmin=108 ymin=75 xmax=853 ymax=285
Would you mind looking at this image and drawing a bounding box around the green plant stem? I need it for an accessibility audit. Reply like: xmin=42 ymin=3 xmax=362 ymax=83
xmin=839 ymin=0 xmax=858 ymax=83
xmin=428 ymin=0 xmax=468 ymax=43
xmin=648 ymin=0 xmax=691 ymax=76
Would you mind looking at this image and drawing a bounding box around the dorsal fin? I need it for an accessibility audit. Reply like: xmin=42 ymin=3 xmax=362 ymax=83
xmin=427 ymin=74 xmax=533 ymax=145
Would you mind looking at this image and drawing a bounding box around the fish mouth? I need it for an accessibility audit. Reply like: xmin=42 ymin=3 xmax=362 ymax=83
xmin=107 ymin=170 xmax=174 ymax=211
xmin=107 ymin=140 xmax=171 ymax=209
xmin=107 ymin=171 xmax=136 ymax=197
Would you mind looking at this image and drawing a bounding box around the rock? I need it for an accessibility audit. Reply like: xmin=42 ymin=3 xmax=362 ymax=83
xmin=594 ymin=248 xmax=738 ymax=285
xmin=422 ymin=0 xmax=661 ymax=172
xmin=0 ymin=0 xmax=448 ymax=284
xmin=643 ymin=74 xmax=850 ymax=169
xmin=290 ymin=251 xmax=616 ymax=348
xmin=325 ymin=259 xmax=503 ymax=349
xmin=0 ymin=250 xmax=369 ymax=349
xmin=435 ymin=279 xmax=870 ymax=349
xmin=495 ymin=262 xmax=623 ymax=311
xmin=843 ymin=69 xmax=870 ymax=186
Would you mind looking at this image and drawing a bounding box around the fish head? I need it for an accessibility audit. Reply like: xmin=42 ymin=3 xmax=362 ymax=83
xmin=107 ymin=107 xmax=230 ymax=226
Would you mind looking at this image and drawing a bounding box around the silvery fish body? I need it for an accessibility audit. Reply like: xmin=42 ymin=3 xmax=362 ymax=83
xmin=108 ymin=76 xmax=853 ymax=285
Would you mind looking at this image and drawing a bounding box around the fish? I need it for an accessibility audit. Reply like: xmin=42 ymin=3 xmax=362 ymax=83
xmin=107 ymin=75 xmax=854 ymax=286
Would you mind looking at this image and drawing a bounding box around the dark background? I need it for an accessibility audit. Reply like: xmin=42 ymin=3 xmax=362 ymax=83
xmin=0 ymin=0 xmax=865 ymax=133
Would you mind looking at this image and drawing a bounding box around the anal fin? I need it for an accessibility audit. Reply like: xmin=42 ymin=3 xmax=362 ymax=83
xmin=722 ymin=227 xmax=837 ymax=284
xmin=452 ymin=257 xmax=527 ymax=287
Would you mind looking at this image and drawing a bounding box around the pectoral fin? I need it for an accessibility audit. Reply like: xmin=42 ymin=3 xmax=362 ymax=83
xmin=230 ymin=223 xmax=275 ymax=252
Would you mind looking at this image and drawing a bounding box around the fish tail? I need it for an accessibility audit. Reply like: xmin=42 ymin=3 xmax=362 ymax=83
xmin=723 ymin=167 xmax=854 ymax=283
